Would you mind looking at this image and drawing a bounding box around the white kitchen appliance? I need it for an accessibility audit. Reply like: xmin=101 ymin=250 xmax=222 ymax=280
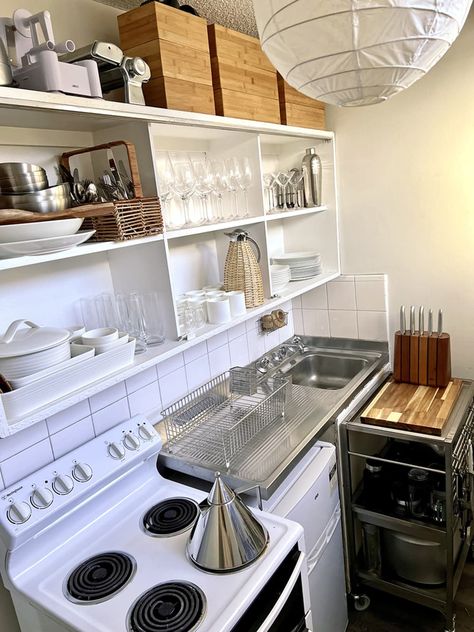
xmin=0 ymin=9 xmax=102 ymax=97
xmin=245 ymin=442 xmax=348 ymax=632
xmin=0 ymin=415 xmax=312 ymax=632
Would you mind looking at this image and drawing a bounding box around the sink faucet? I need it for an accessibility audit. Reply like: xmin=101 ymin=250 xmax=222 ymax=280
xmin=290 ymin=336 xmax=305 ymax=352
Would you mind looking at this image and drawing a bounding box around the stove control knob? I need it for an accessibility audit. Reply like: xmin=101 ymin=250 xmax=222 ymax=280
xmin=72 ymin=463 xmax=93 ymax=483
xmin=108 ymin=442 xmax=126 ymax=460
xmin=138 ymin=425 xmax=155 ymax=441
xmin=52 ymin=474 xmax=74 ymax=495
xmin=7 ymin=501 xmax=31 ymax=525
xmin=30 ymin=487 xmax=54 ymax=509
xmin=123 ymin=433 xmax=140 ymax=451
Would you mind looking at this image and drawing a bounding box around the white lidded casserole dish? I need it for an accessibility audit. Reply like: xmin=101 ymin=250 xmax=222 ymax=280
xmin=0 ymin=320 xmax=72 ymax=379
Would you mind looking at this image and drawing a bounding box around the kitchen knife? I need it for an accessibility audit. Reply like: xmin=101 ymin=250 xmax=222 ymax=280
xmin=418 ymin=306 xmax=429 ymax=385
xmin=427 ymin=308 xmax=438 ymax=387
xmin=409 ymin=305 xmax=419 ymax=384
xmin=400 ymin=305 xmax=411 ymax=383
xmin=436 ymin=309 xmax=451 ymax=387
xmin=107 ymin=149 xmax=127 ymax=198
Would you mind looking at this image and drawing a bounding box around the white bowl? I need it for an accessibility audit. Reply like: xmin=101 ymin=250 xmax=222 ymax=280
xmin=0 ymin=218 xmax=84 ymax=243
xmin=81 ymin=328 xmax=119 ymax=346
xmin=90 ymin=332 xmax=129 ymax=355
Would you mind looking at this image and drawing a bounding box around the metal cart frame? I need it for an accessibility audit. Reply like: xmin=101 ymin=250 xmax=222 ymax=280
xmin=338 ymin=380 xmax=474 ymax=632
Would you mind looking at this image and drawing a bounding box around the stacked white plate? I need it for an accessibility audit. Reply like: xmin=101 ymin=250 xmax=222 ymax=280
xmin=270 ymin=264 xmax=291 ymax=292
xmin=272 ymin=251 xmax=322 ymax=281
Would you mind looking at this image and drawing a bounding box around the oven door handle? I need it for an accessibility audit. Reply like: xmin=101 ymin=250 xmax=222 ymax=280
xmin=256 ymin=551 xmax=306 ymax=632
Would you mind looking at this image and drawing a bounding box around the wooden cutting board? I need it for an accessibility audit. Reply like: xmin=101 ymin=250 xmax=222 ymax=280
xmin=360 ymin=378 xmax=463 ymax=436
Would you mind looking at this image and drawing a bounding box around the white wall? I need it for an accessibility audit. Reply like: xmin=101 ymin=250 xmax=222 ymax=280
xmin=1 ymin=0 xmax=121 ymax=47
xmin=327 ymin=12 xmax=474 ymax=379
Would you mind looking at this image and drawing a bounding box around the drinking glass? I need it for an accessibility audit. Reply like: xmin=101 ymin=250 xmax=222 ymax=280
xmin=263 ymin=173 xmax=276 ymax=213
xmin=209 ymin=160 xmax=227 ymax=221
xmin=192 ymin=159 xmax=214 ymax=224
xmin=156 ymin=152 xmax=180 ymax=229
xmin=116 ymin=293 xmax=147 ymax=354
xmin=170 ymin=153 xmax=196 ymax=227
xmin=291 ymin=169 xmax=305 ymax=209
xmin=224 ymin=157 xmax=240 ymax=219
xmin=95 ymin=292 xmax=121 ymax=329
xmin=235 ymin=156 xmax=252 ymax=217
xmin=135 ymin=291 xmax=165 ymax=346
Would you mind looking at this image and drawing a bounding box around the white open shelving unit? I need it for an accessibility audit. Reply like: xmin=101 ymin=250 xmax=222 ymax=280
xmin=0 ymin=86 xmax=340 ymax=435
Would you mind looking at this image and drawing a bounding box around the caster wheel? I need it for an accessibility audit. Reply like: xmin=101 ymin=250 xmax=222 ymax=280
xmin=353 ymin=594 xmax=371 ymax=612
xmin=445 ymin=614 xmax=456 ymax=632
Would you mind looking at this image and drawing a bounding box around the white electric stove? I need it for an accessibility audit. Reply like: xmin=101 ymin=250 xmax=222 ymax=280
xmin=0 ymin=415 xmax=312 ymax=632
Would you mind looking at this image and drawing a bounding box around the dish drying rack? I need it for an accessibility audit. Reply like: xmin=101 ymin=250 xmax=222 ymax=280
xmin=162 ymin=367 xmax=290 ymax=469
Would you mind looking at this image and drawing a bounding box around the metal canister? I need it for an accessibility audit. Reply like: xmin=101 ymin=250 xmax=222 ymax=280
xmin=301 ymin=147 xmax=322 ymax=207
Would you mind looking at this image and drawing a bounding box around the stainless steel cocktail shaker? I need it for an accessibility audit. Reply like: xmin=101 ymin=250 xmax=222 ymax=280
xmin=301 ymin=147 xmax=322 ymax=207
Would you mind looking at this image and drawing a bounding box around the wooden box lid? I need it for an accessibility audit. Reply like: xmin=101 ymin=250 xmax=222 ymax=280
xmin=118 ymin=2 xmax=210 ymax=53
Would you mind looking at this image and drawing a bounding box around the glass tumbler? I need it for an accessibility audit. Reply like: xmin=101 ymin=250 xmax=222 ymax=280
xmin=116 ymin=293 xmax=147 ymax=354
xmin=136 ymin=291 xmax=165 ymax=346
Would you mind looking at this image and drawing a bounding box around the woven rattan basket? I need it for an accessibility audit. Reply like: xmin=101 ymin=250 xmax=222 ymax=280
xmin=60 ymin=141 xmax=163 ymax=241
xmin=223 ymin=236 xmax=264 ymax=308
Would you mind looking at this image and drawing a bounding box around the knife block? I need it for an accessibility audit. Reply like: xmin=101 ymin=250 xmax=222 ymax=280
xmin=393 ymin=330 xmax=451 ymax=387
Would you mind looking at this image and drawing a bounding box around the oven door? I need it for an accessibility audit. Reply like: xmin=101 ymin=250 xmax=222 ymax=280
xmin=230 ymin=546 xmax=311 ymax=632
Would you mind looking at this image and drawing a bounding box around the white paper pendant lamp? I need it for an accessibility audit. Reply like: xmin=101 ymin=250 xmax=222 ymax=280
xmin=253 ymin=1 xmax=472 ymax=106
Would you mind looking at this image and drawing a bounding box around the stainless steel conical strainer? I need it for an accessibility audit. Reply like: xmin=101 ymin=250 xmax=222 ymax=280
xmin=187 ymin=472 xmax=269 ymax=573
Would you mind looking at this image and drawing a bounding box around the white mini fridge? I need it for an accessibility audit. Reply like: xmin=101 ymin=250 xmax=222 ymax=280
xmin=258 ymin=443 xmax=348 ymax=632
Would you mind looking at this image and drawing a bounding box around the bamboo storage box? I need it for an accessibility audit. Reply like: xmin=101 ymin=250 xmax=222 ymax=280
xmin=278 ymin=75 xmax=326 ymax=130
xmin=208 ymin=24 xmax=280 ymax=124
xmin=118 ymin=2 xmax=215 ymax=115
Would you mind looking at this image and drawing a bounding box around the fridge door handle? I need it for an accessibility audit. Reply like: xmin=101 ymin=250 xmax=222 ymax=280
xmin=306 ymin=507 xmax=341 ymax=573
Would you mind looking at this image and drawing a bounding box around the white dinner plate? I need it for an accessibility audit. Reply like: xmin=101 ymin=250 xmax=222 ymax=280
xmin=0 ymin=218 xmax=84 ymax=243
xmin=0 ymin=230 xmax=96 ymax=258
xmin=272 ymin=251 xmax=321 ymax=262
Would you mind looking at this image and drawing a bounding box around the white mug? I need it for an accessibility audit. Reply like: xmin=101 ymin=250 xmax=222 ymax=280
xmin=207 ymin=297 xmax=232 ymax=324
xmin=225 ymin=291 xmax=247 ymax=317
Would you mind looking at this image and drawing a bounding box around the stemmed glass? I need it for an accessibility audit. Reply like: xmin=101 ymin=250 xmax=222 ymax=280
xmin=224 ymin=157 xmax=240 ymax=219
xmin=263 ymin=173 xmax=276 ymax=213
xmin=156 ymin=152 xmax=179 ymax=228
xmin=169 ymin=153 xmax=196 ymax=227
xmin=235 ymin=156 xmax=252 ymax=217
xmin=291 ymin=169 xmax=305 ymax=209
xmin=209 ymin=160 xmax=227 ymax=221
xmin=193 ymin=158 xmax=214 ymax=224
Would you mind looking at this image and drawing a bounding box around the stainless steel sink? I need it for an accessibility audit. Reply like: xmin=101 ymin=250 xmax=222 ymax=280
xmin=280 ymin=352 xmax=370 ymax=390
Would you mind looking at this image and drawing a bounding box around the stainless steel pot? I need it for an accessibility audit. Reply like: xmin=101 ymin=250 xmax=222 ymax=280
xmin=383 ymin=530 xmax=447 ymax=585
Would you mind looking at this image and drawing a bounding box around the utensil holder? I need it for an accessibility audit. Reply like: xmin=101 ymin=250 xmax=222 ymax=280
xmin=60 ymin=141 xmax=163 ymax=241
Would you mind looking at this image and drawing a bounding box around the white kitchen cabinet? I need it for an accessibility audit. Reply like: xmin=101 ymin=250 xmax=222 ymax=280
xmin=0 ymin=86 xmax=340 ymax=435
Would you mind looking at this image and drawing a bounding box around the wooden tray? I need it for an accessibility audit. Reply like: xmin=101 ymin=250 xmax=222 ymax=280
xmin=360 ymin=378 xmax=463 ymax=436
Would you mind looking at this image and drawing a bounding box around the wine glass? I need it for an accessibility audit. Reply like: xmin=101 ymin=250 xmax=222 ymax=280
xmin=235 ymin=156 xmax=253 ymax=218
xmin=209 ymin=160 xmax=227 ymax=221
xmin=169 ymin=152 xmax=196 ymax=227
xmin=291 ymin=169 xmax=305 ymax=209
xmin=193 ymin=158 xmax=214 ymax=224
xmin=263 ymin=173 xmax=276 ymax=213
xmin=156 ymin=152 xmax=180 ymax=229
xmin=224 ymin=157 xmax=240 ymax=219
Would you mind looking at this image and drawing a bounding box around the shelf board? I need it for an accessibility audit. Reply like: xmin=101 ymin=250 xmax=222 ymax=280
xmin=0 ymin=234 xmax=164 ymax=271
xmin=265 ymin=206 xmax=327 ymax=221
xmin=1 ymin=268 xmax=340 ymax=435
xmin=165 ymin=216 xmax=265 ymax=240
xmin=0 ymin=86 xmax=334 ymax=139
xmin=352 ymin=504 xmax=446 ymax=543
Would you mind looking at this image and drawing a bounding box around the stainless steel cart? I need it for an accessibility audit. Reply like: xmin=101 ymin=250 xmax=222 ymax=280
xmin=338 ymin=379 xmax=474 ymax=632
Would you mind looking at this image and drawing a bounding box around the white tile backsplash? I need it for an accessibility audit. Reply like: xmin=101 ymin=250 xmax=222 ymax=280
xmin=302 ymin=309 xmax=330 ymax=337
xmin=355 ymin=279 xmax=386 ymax=311
xmin=89 ymin=382 xmax=127 ymax=413
xmin=185 ymin=355 xmax=211 ymax=391
xmin=229 ymin=334 xmax=250 ymax=367
xmin=1 ymin=439 xmax=54 ymax=488
xmin=208 ymin=344 xmax=231 ymax=378
xmin=183 ymin=341 xmax=207 ymax=364
xmin=228 ymin=322 xmax=247 ymax=341
xmin=327 ymin=279 xmax=356 ymax=310
xmin=46 ymin=400 xmax=91 ymax=435
xmin=50 ymin=416 xmax=95 ymax=459
xmin=357 ymin=311 xmax=388 ymax=341
xmin=159 ymin=367 xmax=188 ymax=408
xmin=156 ymin=353 xmax=184 ymax=378
xmin=92 ymin=398 xmax=130 ymax=435
xmin=125 ymin=366 xmax=157 ymax=395
xmin=329 ymin=310 xmax=359 ymax=338
xmin=0 ymin=420 xmax=48 ymax=462
xmin=206 ymin=330 xmax=228 ymax=352
xmin=128 ymin=382 xmax=162 ymax=417
xmin=301 ymin=285 xmax=328 ymax=310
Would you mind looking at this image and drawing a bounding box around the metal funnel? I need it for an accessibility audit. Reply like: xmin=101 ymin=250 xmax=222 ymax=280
xmin=187 ymin=472 xmax=269 ymax=573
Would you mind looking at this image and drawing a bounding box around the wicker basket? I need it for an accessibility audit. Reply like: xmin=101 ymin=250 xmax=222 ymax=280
xmin=60 ymin=141 xmax=163 ymax=241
